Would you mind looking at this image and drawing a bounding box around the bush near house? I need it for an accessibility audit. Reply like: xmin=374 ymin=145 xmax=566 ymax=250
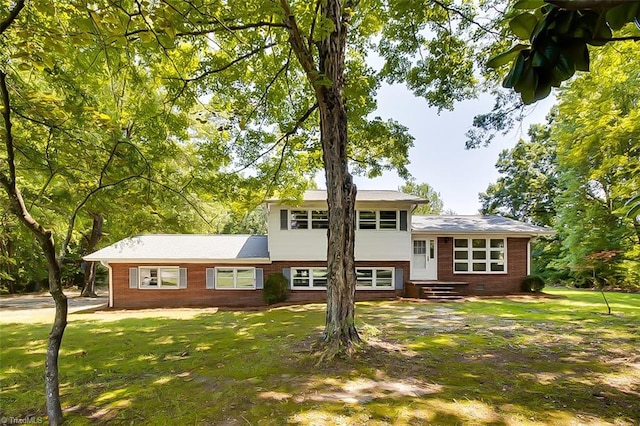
xmin=263 ymin=272 xmax=290 ymax=305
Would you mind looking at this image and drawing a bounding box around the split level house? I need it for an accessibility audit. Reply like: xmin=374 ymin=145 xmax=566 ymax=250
xmin=84 ymin=190 xmax=554 ymax=308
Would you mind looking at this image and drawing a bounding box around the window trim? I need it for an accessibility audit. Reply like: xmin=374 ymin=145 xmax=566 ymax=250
xmin=138 ymin=266 xmax=180 ymax=289
xmin=355 ymin=267 xmax=395 ymax=290
xmin=356 ymin=210 xmax=400 ymax=231
xmin=214 ymin=267 xmax=256 ymax=290
xmin=453 ymin=237 xmax=507 ymax=274
xmin=290 ymin=267 xmax=328 ymax=290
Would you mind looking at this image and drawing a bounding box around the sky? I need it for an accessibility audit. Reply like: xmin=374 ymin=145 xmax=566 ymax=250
xmin=347 ymin=84 xmax=556 ymax=215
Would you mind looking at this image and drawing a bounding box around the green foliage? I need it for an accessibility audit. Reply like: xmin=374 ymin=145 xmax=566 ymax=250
xmin=399 ymin=181 xmax=444 ymax=215
xmin=263 ymin=273 xmax=290 ymax=305
xmin=489 ymin=1 xmax=640 ymax=104
xmin=521 ymin=274 xmax=545 ymax=292
xmin=483 ymin=42 xmax=640 ymax=290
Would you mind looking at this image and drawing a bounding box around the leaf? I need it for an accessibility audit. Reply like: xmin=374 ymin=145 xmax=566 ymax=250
xmin=510 ymin=13 xmax=538 ymax=40
xmin=503 ymin=51 xmax=528 ymax=89
xmin=563 ymin=43 xmax=589 ymax=72
xmin=486 ymin=44 xmax=529 ymax=68
xmin=606 ymin=3 xmax=639 ymax=30
xmin=512 ymin=0 xmax=545 ymax=10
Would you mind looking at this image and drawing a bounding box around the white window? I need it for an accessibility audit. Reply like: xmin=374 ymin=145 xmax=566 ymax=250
xmin=454 ymin=238 xmax=506 ymax=273
xmin=291 ymin=268 xmax=327 ymax=289
xmin=290 ymin=210 xmax=309 ymax=229
xmin=288 ymin=209 xmax=328 ymax=230
xmin=311 ymin=210 xmax=329 ymax=229
xmin=356 ymin=268 xmax=394 ymax=289
xmin=139 ymin=267 xmax=179 ymax=288
xmin=358 ymin=211 xmax=377 ymax=229
xmin=215 ymin=267 xmax=256 ymax=289
xmin=357 ymin=210 xmax=398 ymax=230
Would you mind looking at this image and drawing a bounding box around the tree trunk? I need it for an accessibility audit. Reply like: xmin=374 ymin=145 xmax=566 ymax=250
xmin=315 ymin=0 xmax=360 ymax=352
xmin=1 ymin=71 xmax=67 ymax=425
xmin=81 ymin=213 xmax=103 ymax=297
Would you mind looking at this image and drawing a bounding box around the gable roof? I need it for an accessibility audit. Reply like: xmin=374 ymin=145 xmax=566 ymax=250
xmin=84 ymin=234 xmax=269 ymax=263
xmin=411 ymin=215 xmax=555 ymax=236
xmin=269 ymin=190 xmax=427 ymax=203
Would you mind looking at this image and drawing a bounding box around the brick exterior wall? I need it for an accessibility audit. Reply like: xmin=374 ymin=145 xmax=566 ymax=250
xmin=110 ymin=260 xmax=408 ymax=308
xmin=436 ymin=237 xmax=529 ymax=294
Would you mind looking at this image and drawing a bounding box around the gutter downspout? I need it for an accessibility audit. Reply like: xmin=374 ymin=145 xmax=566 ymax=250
xmin=527 ymin=239 xmax=531 ymax=276
xmin=100 ymin=260 xmax=113 ymax=308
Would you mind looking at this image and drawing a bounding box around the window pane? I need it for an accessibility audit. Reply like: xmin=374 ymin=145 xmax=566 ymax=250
xmin=311 ymin=210 xmax=329 ymax=229
xmin=454 ymin=263 xmax=468 ymax=272
xmin=490 ymin=239 xmax=505 ymax=248
xmin=236 ymin=269 xmax=255 ymax=288
xmin=376 ymin=269 xmax=393 ymax=288
xmin=290 ymin=210 xmax=309 ymax=229
xmin=312 ymin=269 xmax=327 ymax=287
xmin=379 ymin=211 xmax=397 ymax=229
xmin=356 ymin=269 xmax=373 ymax=286
xmin=359 ymin=211 xmax=376 ymax=229
xmin=160 ymin=268 xmax=179 ymax=287
xmin=490 ymin=263 xmax=505 ymax=272
xmin=454 ymin=251 xmax=468 ymax=260
xmin=490 ymin=251 xmax=504 ymax=260
xmin=472 ymin=239 xmax=486 ymax=248
xmin=472 ymin=263 xmax=487 ymax=272
xmin=292 ymin=269 xmax=311 ymax=287
xmin=140 ymin=268 xmax=157 ymax=286
xmin=472 ymin=251 xmax=487 ymax=260
xmin=217 ymin=270 xmax=234 ymax=288
xmin=413 ymin=240 xmax=426 ymax=254
xmin=454 ymin=239 xmax=468 ymax=248
xmin=429 ymin=240 xmax=435 ymax=259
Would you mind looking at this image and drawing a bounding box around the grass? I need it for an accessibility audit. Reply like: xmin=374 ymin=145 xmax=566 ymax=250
xmin=1 ymin=288 xmax=639 ymax=425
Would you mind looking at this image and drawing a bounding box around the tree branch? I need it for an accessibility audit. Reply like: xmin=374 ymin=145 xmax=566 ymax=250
xmin=0 ymin=0 xmax=24 ymax=35
xmin=184 ymin=42 xmax=278 ymax=83
xmin=233 ymin=103 xmax=318 ymax=173
xmin=430 ymin=0 xmax=501 ymax=37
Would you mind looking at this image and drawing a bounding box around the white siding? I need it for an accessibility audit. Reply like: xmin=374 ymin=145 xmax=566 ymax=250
xmin=355 ymin=230 xmax=411 ymax=261
xmin=268 ymin=203 xmax=412 ymax=261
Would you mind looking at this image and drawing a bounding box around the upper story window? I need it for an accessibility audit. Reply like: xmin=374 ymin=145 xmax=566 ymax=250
xmin=357 ymin=210 xmax=405 ymax=231
xmin=311 ymin=210 xmax=329 ymax=229
xmin=290 ymin=210 xmax=309 ymax=229
xmin=284 ymin=209 xmax=329 ymax=230
xmin=281 ymin=208 xmax=407 ymax=231
xmin=454 ymin=238 xmax=506 ymax=273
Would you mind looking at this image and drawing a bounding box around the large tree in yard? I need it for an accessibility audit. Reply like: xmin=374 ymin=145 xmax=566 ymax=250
xmin=107 ymin=0 xmax=506 ymax=356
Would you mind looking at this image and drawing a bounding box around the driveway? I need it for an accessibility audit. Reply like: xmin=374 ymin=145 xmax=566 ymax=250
xmin=0 ymin=290 xmax=108 ymax=324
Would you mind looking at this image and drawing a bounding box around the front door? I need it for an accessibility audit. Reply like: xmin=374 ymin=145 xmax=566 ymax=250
xmin=412 ymin=238 xmax=437 ymax=280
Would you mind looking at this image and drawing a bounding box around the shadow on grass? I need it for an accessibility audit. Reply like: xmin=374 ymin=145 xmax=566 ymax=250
xmin=1 ymin=290 xmax=639 ymax=424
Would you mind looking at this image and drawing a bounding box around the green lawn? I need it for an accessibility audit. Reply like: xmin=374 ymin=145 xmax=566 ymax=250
xmin=1 ymin=288 xmax=639 ymax=425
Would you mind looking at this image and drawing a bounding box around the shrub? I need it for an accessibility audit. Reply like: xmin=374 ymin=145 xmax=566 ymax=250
xmin=263 ymin=273 xmax=290 ymax=305
xmin=521 ymin=274 xmax=545 ymax=292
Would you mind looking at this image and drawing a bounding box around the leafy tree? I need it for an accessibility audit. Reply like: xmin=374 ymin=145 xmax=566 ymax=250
xmin=480 ymin=121 xmax=558 ymax=227
xmin=489 ymin=0 xmax=640 ymax=104
xmin=551 ymin=41 xmax=639 ymax=287
xmin=399 ymin=181 xmax=444 ymax=215
xmin=0 ymin=2 xmax=222 ymax=421
xmin=81 ymin=0 xmax=508 ymax=356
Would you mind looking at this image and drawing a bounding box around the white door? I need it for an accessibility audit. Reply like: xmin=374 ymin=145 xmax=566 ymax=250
xmin=412 ymin=238 xmax=437 ymax=280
